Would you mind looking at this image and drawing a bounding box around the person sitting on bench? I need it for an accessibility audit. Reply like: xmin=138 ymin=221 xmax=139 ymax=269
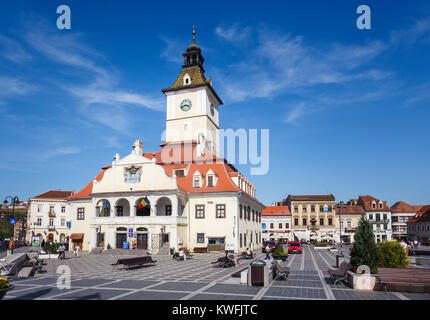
xmin=226 ymin=252 xmax=239 ymax=267
xmin=246 ymin=248 xmax=255 ymax=259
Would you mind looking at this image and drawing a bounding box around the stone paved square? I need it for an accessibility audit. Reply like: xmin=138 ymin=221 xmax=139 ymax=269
xmin=4 ymin=245 xmax=430 ymax=300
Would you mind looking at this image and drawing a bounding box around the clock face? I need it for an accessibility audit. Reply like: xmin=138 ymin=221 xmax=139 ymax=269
xmin=180 ymin=99 xmax=192 ymax=112
xmin=210 ymin=104 xmax=215 ymax=116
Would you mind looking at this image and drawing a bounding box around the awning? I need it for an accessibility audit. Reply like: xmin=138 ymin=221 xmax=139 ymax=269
xmin=70 ymin=233 xmax=84 ymax=240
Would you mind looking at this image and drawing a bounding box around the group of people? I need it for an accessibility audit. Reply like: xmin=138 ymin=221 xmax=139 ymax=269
xmin=400 ymin=239 xmax=421 ymax=255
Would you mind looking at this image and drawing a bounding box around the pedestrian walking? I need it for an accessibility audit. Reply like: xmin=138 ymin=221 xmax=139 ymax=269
xmin=414 ymin=239 xmax=418 ymax=249
xmin=74 ymin=244 xmax=81 ymax=257
xmin=264 ymin=244 xmax=271 ymax=260
xmin=58 ymin=244 xmax=66 ymax=260
xmin=8 ymin=241 xmax=15 ymax=254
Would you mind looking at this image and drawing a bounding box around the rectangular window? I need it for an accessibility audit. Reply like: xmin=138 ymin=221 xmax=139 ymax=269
xmin=195 ymin=205 xmax=205 ymax=219
xmin=286 ymin=223 xmax=289 ymax=229
xmin=383 ymin=214 xmax=387 ymax=220
xmin=77 ymin=208 xmax=85 ymax=220
xmin=294 ymin=218 xmax=299 ymax=226
xmin=197 ymin=233 xmax=205 ymax=244
xmin=303 ymin=206 xmax=307 ymax=213
xmin=216 ymin=204 xmax=226 ymax=218
xmin=193 ymin=176 xmax=201 ymax=188
xmin=49 ymin=218 xmax=54 ymax=226
xmin=244 ymin=234 xmax=247 ymax=247
xmin=175 ymin=169 xmax=185 ymax=177
xmin=376 ymin=214 xmax=380 ymax=222
xmin=279 ymin=223 xmax=282 ymax=229
xmin=270 ymin=223 xmax=274 ymax=229
xmin=61 ymin=218 xmax=65 ymax=227
xmin=61 ymin=206 xmax=65 ymax=213
xmin=240 ymin=234 xmax=242 ymax=248
xmin=369 ymin=214 xmax=373 ymax=220
xmin=347 ymin=220 xmax=351 ymax=229
xmin=207 ymin=175 xmax=214 ymax=187
xmin=294 ymin=206 xmax=298 ymax=213
xmin=240 ymin=205 xmax=243 ymax=219
xmin=311 ymin=205 xmax=315 ymax=212
xmin=165 ymin=205 xmax=172 ymax=216
xmin=303 ymin=218 xmax=307 ymax=225
xmin=116 ymin=206 xmax=124 ymax=216
xmin=392 ymin=216 xmax=398 ymax=223
xmin=49 ymin=206 xmax=54 ymax=214
xmin=37 ymin=218 xmax=42 ymax=226
xmin=37 ymin=205 xmax=42 ymax=212
xmin=328 ymin=218 xmax=333 ymax=225
xmin=320 ymin=218 xmax=324 ymax=226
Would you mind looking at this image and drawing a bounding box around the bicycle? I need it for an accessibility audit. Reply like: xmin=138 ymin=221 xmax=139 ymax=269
xmin=0 ymin=259 xmax=19 ymax=281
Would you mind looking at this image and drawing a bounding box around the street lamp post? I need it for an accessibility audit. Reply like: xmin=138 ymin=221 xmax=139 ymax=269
xmin=3 ymin=196 xmax=20 ymax=241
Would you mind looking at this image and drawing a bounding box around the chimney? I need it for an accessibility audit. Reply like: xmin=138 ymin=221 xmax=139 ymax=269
xmin=133 ymin=140 xmax=143 ymax=155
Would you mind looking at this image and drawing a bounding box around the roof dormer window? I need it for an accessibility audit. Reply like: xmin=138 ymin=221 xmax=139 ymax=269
xmin=183 ymin=73 xmax=191 ymax=86
xmin=193 ymin=171 xmax=202 ymax=188
xmin=378 ymin=202 xmax=383 ymax=209
xmin=206 ymin=169 xmax=217 ymax=187
xmin=372 ymin=201 xmax=376 ymax=209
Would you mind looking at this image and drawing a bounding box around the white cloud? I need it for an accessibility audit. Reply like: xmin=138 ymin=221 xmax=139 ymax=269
xmin=0 ymin=76 xmax=36 ymax=96
xmin=215 ymin=23 xmax=252 ymax=44
xmin=41 ymin=146 xmax=82 ymax=160
xmin=160 ymin=37 xmax=186 ymax=64
xmin=0 ymin=35 xmax=32 ymax=64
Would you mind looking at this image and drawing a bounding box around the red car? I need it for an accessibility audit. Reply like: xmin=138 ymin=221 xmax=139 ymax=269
xmin=288 ymin=242 xmax=302 ymax=254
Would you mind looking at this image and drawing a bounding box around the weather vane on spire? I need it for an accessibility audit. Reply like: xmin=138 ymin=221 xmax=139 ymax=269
xmin=193 ymin=25 xmax=196 ymax=39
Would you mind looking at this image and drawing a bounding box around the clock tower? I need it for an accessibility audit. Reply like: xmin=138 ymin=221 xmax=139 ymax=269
xmin=162 ymin=27 xmax=223 ymax=154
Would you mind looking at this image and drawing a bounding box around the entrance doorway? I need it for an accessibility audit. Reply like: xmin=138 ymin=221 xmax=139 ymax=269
xmin=137 ymin=233 xmax=148 ymax=250
xmin=97 ymin=233 xmax=105 ymax=248
xmin=116 ymin=233 xmax=127 ymax=249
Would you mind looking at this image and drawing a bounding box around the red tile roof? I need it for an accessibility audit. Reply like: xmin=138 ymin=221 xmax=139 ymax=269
xmin=358 ymin=195 xmax=391 ymax=211
xmin=288 ymin=194 xmax=335 ymax=201
xmin=33 ymin=190 xmax=74 ymax=199
xmin=67 ymin=167 xmax=110 ymax=200
xmin=408 ymin=205 xmax=430 ymax=223
xmin=263 ymin=206 xmax=291 ymax=216
xmin=336 ymin=204 xmax=365 ymax=215
xmin=390 ymin=201 xmax=423 ymax=213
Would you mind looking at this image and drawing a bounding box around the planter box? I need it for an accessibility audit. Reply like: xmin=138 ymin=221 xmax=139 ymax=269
xmin=0 ymin=285 xmax=15 ymax=300
xmin=272 ymin=255 xmax=288 ymax=261
xmin=346 ymin=271 xmax=379 ymax=291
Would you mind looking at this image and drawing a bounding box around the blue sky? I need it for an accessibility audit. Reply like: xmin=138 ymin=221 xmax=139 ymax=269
xmin=0 ymin=0 xmax=429 ymax=206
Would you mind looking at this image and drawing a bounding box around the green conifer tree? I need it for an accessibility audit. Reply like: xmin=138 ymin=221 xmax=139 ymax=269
xmin=350 ymin=214 xmax=379 ymax=273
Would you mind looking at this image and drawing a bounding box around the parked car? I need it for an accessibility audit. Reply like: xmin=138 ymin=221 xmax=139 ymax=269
xmin=288 ymin=242 xmax=303 ymax=254
xmin=261 ymin=241 xmax=279 ymax=253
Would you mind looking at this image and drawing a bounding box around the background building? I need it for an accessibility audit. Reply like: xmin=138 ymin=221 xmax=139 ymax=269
xmin=262 ymin=206 xmax=292 ymax=242
xmin=277 ymin=194 xmax=337 ymax=241
xmin=27 ymin=190 xmax=73 ymax=244
xmin=407 ymin=205 xmax=430 ymax=245
xmin=336 ymin=200 xmax=365 ymax=243
xmin=390 ymin=201 xmax=423 ymax=241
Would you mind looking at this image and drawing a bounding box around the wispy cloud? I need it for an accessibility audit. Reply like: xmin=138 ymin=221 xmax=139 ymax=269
xmin=0 ymin=35 xmax=32 ymax=64
xmin=160 ymin=37 xmax=185 ymax=64
xmin=0 ymin=76 xmax=36 ymax=95
xmin=215 ymin=23 xmax=252 ymax=44
xmin=41 ymin=146 xmax=82 ymax=160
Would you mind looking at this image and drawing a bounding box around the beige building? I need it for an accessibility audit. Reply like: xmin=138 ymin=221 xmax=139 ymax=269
xmin=278 ymin=195 xmax=337 ymax=241
xmin=261 ymin=206 xmax=292 ymax=242
xmin=336 ymin=200 xmax=365 ymax=243
xmin=27 ymin=191 xmax=74 ymax=243
xmin=30 ymin=31 xmax=264 ymax=254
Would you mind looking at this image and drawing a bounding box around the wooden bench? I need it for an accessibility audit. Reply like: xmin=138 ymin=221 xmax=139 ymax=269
xmin=272 ymin=259 xmax=290 ymax=281
xmin=378 ymin=268 xmax=430 ymax=293
xmin=112 ymin=256 xmax=157 ymax=270
xmin=193 ymin=247 xmax=208 ymax=253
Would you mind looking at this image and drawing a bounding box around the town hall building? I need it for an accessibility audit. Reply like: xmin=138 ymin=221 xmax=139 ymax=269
xmin=28 ymin=30 xmax=264 ymax=254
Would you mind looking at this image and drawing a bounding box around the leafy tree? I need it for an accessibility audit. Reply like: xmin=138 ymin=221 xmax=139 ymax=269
xmin=350 ymin=214 xmax=379 ymax=273
xmin=377 ymin=241 xmax=409 ymax=268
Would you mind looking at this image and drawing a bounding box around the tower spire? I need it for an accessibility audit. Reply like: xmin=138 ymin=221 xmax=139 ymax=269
xmin=193 ymin=25 xmax=196 ymax=40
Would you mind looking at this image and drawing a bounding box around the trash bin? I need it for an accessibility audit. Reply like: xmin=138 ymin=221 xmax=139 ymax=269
xmin=336 ymin=254 xmax=345 ymax=267
xmin=170 ymin=248 xmax=174 ymax=255
xmin=250 ymin=260 xmax=266 ymax=286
